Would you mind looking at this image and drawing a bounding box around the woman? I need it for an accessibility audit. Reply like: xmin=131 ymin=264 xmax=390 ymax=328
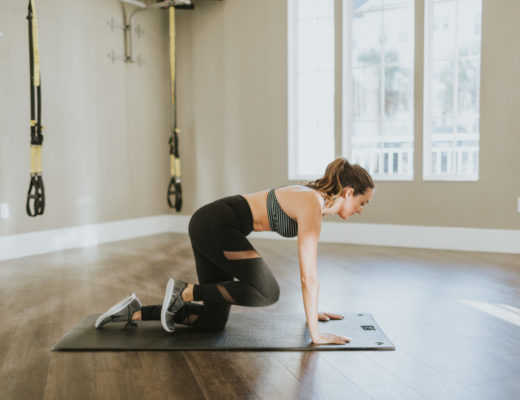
xmin=95 ymin=158 xmax=374 ymax=345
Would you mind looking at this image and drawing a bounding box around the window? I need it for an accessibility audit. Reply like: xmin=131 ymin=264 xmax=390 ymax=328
xmin=287 ymin=0 xmax=482 ymax=181
xmin=423 ymin=0 xmax=482 ymax=180
xmin=288 ymin=0 xmax=335 ymax=180
xmin=343 ymin=0 xmax=415 ymax=180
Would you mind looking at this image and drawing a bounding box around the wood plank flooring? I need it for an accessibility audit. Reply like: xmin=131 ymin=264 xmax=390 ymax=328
xmin=0 ymin=233 xmax=519 ymax=399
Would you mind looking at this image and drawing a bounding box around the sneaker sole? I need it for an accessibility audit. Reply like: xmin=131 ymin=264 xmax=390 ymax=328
xmin=161 ymin=279 xmax=175 ymax=333
xmin=95 ymin=293 xmax=141 ymax=328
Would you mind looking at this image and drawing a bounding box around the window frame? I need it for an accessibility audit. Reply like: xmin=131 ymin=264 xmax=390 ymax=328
xmin=422 ymin=0 xmax=481 ymax=181
xmin=342 ymin=0 xmax=416 ymax=182
xmin=287 ymin=0 xmax=336 ymax=181
xmin=288 ymin=0 xmax=481 ymax=183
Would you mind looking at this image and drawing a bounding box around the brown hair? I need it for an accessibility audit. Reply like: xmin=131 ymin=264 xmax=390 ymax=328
xmin=304 ymin=158 xmax=374 ymax=207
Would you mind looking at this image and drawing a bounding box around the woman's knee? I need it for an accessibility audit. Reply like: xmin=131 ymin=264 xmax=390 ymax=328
xmin=263 ymin=279 xmax=280 ymax=306
xmin=253 ymin=279 xmax=280 ymax=306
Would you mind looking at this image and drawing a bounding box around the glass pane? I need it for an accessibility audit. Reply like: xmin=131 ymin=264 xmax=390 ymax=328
xmin=430 ymin=147 xmax=452 ymax=174
xmin=317 ymin=0 xmax=334 ymax=19
xmin=298 ymin=0 xmax=317 ymax=20
xmin=383 ymin=6 xmax=414 ymax=64
xmin=317 ymin=121 xmax=335 ymax=167
xmin=460 ymin=151 xmax=470 ymax=173
xmin=317 ymin=17 xmax=335 ymax=71
xmin=297 ymin=122 xmax=334 ymax=175
xmin=352 ymin=12 xmax=382 ymax=67
xmin=432 ymin=1 xmax=456 ymax=60
xmin=353 ymin=67 xmax=381 ymax=119
xmin=297 ymin=123 xmax=314 ymax=175
xmin=431 ymin=151 xmax=438 ymax=174
xmin=384 ymin=65 xmax=413 ymax=118
xmin=458 ymin=0 xmax=482 ymax=57
xmin=432 ymin=118 xmax=454 ymax=135
xmin=432 ymin=60 xmax=454 ymax=117
xmin=292 ymin=0 xmax=335 ymax=178
xmin=431 ymin=118 xmax=453 ymax=174
xmin=380 ymin=129 xmax=413 ymax=175
xmin=431 ymin=139 xmax=452 ymax=149
xmin=297 ymin=72 xmax=317 ymax=123
xmin=384 ymin=0 xmax=414 ymax=7
xmin=351 ymin=128 xmax=381 ymax=175
xmin=352 ymin=120 xmax=380 ymax=137
xmin=298 ymin=20 xmax=318 ymax=72
xmin=458 ymin=59 xmax=480 ymax=116
xmin=401 ymin=151 xmax=411 ymax=173
xmin=383 ymin=119 xmax=413 ymax=137
xmin=317 ymin=70 xmax=334 ymax=123
xmin=353 ymin=0 xmax=382 ymax=13
xmin=472 ymin=151 xmax=479 ymax=175
xmin=456 ymin=117 xmax=479 ymax=135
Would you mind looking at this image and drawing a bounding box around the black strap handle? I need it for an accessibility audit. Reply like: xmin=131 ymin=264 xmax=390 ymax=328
xmin=26 ymin=175 xmax=45 ymax=217
xmin=167 ymin=178 xmax=182 ymax=212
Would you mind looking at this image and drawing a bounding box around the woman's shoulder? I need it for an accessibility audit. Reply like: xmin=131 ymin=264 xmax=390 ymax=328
xmin=275 ymin=185 xmax=324 ymax=220
xmin=277 ymin=184 xmax=322 ymax=200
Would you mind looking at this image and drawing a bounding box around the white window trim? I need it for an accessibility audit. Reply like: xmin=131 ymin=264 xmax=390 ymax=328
xmin=287 ymin=0 xmax=298 ymax=180
xmin=341 ymin=0 xmax=353 ymax=171
xmin=423 ymin=0 xmax=480 ymax=181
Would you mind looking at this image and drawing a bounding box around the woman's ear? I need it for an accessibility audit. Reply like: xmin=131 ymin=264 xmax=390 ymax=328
xmin=342 ymin=187 xmax=354 ymax=198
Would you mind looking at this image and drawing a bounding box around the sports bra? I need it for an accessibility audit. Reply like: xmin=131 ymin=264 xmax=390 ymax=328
xmin=266 ymin=187 xmax=298 ymax=238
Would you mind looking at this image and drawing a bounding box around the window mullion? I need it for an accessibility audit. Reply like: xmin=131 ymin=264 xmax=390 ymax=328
xmin=380 ymin=7 xmax=385 ymax=173
xmin=452 ymin=0 xmax=460 ymax=175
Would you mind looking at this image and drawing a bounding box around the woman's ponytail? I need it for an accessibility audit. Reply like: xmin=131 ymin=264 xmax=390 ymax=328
xmin=305 ymin=158 xmax=374 ymax=207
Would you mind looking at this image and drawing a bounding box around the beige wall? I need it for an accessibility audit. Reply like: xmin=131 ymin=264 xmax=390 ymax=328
xmin=0 ymin=0 xmax=173 ymax=236
xmin=1 ymin=0 xmax=519 ymax=237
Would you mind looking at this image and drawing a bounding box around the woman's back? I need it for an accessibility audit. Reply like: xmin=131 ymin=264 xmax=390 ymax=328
xmin=241 ymin=185 xmax=323 ymax=234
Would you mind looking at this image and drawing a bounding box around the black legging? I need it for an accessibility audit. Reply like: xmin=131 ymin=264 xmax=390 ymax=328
xmin=141 ymin=195 xmax=280 ymax=330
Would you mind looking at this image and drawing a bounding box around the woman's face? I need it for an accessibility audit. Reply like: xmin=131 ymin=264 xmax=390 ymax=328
xmin=337 ymin=187 xmax=373 ymax=219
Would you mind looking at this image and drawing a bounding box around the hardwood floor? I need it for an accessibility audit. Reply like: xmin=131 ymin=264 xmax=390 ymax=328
xmin=0 ymin=233 xmax=519 ymax=399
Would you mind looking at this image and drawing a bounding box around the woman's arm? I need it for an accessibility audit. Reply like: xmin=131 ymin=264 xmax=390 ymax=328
xmin=296 ymin=194 xmax=322 ymax=340
xmin=297 ymin=193 xmax=351 ymax=345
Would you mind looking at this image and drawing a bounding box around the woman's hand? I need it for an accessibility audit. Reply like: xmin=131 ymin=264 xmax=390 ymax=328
xmin=318 ymin=312 xmax=344 ymax=321
xmin=311 ymin=332 xmax=351 ymax=345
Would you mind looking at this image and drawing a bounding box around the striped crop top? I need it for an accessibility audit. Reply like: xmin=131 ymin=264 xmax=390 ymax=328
xmin=267 ymin=188 xmax=298 ymax=238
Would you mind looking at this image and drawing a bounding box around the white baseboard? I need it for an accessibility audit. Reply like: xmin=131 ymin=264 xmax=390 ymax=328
xmin=0 ymin=215 xmax=181 ymax=262
xmin=1 ymin=215 xmax=519 ymax=261
xmin=246 ymin=222 xmax=520 ymax=254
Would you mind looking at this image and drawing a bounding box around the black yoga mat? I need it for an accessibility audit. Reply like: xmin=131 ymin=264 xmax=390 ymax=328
xmin=52 ymin=312 xmax=395 ymax=351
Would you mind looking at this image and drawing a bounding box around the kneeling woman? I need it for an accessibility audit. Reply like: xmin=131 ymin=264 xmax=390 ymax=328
xmin=95 ymin=158 xmax=374 ymax=345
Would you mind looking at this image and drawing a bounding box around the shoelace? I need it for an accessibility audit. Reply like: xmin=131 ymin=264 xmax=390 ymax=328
xmin=108 ymin=307 xmax=138 ymax=331
xmin=123 ymin=319 xmax=138 ymax=331
xmin=123 ymin=306 xmax=138 ymax=330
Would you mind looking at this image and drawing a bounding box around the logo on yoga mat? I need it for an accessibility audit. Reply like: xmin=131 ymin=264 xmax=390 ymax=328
xmin=361 ymin=325 xmax=376 ymax=330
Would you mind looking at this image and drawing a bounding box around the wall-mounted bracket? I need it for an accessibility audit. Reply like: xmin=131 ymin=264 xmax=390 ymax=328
xmin=111 ymin=0 xmax=193 ymax=65
xmin=107 ymin=49 xmax=144 ymax=66
xmin=134 ymin=24 xmax=145 ymax=38
xmin=106 ymin=17 xmax=126 ymax=32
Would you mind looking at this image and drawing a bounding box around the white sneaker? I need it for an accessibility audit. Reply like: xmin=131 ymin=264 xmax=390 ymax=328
xmin=95 ymin=293 xmax=142 ymax=329
xmin=161 ymin=279 xmax=187 ymax=333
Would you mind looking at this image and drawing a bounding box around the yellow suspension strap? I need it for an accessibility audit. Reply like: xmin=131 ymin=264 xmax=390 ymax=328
xmin=167 ymin=3 xmax=182 ymax=211
xmin=26 ymin=0 xmax=45 ymax=217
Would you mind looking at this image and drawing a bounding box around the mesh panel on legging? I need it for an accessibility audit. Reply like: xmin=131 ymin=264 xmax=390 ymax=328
xmin=191 ymin=255 xmax=280 ymax=307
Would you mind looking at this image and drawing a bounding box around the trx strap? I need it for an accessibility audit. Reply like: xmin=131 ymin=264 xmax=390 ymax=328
xmin=26 ymin=0 xmax=45 ymax=217
xmin=167 ymin=4 xmax=182 ymax=212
